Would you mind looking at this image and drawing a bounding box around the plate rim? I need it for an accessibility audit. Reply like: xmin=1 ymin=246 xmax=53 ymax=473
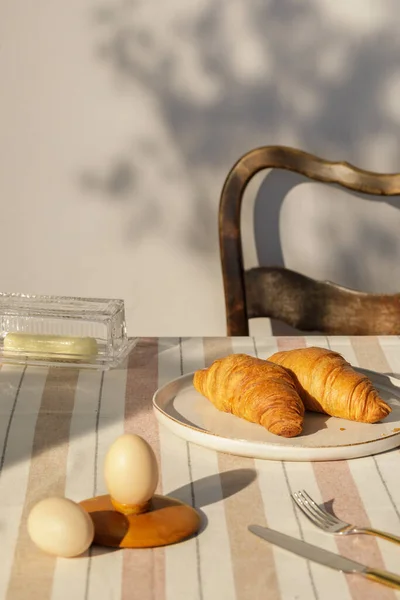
xmin=152 ymin=369 xmax=400 ymax=451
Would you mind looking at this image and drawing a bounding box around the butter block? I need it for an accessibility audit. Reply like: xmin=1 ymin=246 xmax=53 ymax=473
xmin=4 ymin=333 xmax=98 ymax=358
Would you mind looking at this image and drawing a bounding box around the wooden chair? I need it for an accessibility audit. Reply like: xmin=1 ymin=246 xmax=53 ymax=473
xmin=219 ymin=146 xmax=400 ymax=336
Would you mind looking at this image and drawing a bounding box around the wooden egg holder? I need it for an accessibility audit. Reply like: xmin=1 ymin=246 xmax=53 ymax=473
xmin=80 ymin=493 xmax=201 ymax=548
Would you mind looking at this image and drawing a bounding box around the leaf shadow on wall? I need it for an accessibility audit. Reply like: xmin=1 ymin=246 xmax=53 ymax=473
xmin=80 ymin=0 xmax=400 ymax=325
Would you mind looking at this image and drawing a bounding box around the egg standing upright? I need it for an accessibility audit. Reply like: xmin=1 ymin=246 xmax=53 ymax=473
xmin=104 ymin=433 xmax=159 ymax=514
xmin=79 ymin=433 xmax=201 ymax=548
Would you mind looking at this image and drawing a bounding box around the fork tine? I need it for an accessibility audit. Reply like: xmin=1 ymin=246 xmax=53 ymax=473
xmin=294 ymin=492 xmax=332 ymax=527
xmin=291 ymin=492 xmax=332 ymax=530
xmin=300 ymin=490 xmax=341 ymax=526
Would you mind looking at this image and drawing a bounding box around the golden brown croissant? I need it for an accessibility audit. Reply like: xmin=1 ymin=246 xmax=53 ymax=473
xmin=193 ymin=353 xmax=304 ymax=437
xmin=268 ymin=346 xmax=391 ymax=423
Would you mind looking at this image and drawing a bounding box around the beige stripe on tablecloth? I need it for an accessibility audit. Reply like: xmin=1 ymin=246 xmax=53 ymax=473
xmin=122 ymin=338 xmax=165 ymax=600
xmin=351 ymin=336 xmax=393 ymax=374
xmin=312 ymin=337 xmax=396 ymax=600
xmin=275 ymin=337 xmax=307 ymax=351
xmin=203 ymin=337 xmax=281 ymax=600
xmin=6 ymin=367 xmax=79 ymax=600
xmin=313 ymin=460 xmax=396 ymax=600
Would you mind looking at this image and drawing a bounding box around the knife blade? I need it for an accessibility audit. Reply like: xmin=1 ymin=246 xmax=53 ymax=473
xmin=248 ymin=525 xmax=400 ymax=590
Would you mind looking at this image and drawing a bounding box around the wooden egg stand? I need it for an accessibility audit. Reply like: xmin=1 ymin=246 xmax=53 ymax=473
xmin=80 ymin=494 xmax=200 ymax=549
xmin=79 ymin=436 xmax=201 ymax=549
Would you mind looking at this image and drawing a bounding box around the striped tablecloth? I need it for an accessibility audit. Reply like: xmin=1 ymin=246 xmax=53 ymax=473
xmin=2 ymin=335 xmax=400 ymax=600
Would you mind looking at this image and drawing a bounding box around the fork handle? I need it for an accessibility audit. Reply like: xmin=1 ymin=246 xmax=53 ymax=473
xmin=364 ymin=568 xmax=400 ymax=590
xmin=355 ymin=527 xmax=400 ymax=546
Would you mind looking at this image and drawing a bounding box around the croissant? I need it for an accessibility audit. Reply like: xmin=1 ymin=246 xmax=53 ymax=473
xmin=193 ymin=353 xmax=304 ymax=437
xmin=268 ymin=346 xmax=391 ymax=423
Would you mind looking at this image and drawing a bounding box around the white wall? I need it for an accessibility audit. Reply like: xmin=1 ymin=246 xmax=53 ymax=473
xmin=1 ymin=0 xmax=400 ymax=336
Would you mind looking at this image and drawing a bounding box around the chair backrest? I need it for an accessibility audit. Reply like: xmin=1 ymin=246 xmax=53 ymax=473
xmin=219 ymin=146 xmax=400 ymax=336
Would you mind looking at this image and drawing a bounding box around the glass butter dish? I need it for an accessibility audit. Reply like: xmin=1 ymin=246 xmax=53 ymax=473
xmin=0 ymin=293 xmax=137 ymax=369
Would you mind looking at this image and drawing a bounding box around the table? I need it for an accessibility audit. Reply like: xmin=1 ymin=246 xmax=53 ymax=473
xmin=1 ymin=335 xmax=400 ymax=600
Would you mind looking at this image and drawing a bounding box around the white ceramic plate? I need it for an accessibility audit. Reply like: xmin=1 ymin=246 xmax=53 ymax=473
xmin=153 ymin=368 xmax=400 ymax=461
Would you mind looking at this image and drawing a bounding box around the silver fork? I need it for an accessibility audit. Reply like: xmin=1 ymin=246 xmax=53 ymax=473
xmin=292 ymin=490 xmax=400 ymax=546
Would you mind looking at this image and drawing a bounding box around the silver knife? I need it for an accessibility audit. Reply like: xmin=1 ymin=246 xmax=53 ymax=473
xmin=248 ymin=525 xmax=400 ymax=590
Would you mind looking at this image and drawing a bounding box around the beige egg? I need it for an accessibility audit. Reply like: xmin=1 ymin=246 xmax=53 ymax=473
xmin=104 ymin=434 xmax=159 ymax=506
xmin=27 ymin=497 xmax=94 ymax=558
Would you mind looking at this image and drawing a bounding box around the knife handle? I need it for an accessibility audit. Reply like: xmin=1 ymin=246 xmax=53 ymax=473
xmin=356 ymin=527 xmax=400 ymax=546
xmin=364 ymin=568 xmax=400 ymax=590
